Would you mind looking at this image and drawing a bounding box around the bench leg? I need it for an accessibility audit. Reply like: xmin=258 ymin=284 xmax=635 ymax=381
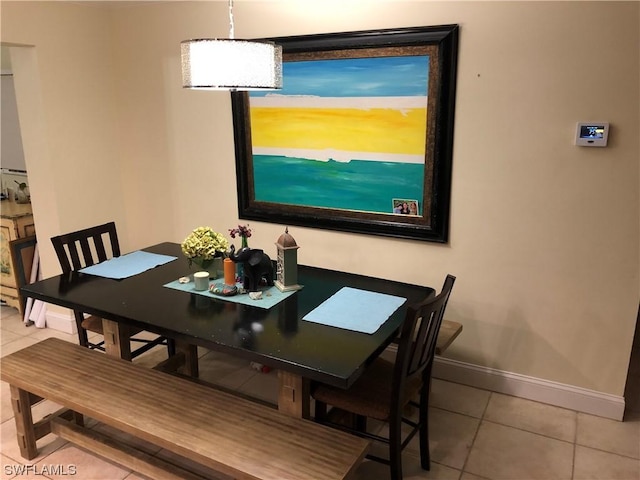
xmin=10 ymin=385 xmax=38 ymax=460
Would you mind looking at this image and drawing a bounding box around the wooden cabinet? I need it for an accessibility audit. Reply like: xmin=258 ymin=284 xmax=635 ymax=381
xmin=1 ymin=201 xmax=35 ymax=313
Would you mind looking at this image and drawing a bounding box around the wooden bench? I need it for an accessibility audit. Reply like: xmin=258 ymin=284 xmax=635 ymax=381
xmin=390 ymin=319 xmax=462 ymax=355
xmin=436 ymin=319 xmax=463 ymax=355
xmin=1 ymin=338 xmax=369 ymax=480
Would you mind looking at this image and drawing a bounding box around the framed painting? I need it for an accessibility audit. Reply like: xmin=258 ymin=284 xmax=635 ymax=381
xmin=231 ymin=25 xmax=459 ymax=242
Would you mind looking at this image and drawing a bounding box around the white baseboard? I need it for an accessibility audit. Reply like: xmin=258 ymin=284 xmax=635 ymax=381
xmin=45 ymin=310 xmax=76 ymax=335
xmin=432 ymin=356 xmax=625 ymax=421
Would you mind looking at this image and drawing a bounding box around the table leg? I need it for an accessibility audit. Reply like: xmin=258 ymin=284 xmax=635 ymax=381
xmin=175 ymin=341 xmax=199 ymax=378
xmin=277 ymin=371 xmax=310 ymax=419
xmin=102 ymin=319 xmax=132 ymax=361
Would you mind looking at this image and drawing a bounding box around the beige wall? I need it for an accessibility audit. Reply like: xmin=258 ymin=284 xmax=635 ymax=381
xmin=2 ymin=2 xmax=128 ymax=276
xmin=1 ymin=74 xmax=26 ymax=171
xmin=1 ymin=1 xmax=638 ymax=398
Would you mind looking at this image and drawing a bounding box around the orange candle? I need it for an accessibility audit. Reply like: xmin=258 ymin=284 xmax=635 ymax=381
xmin=223 ymin=258 xmax=236 ymax=285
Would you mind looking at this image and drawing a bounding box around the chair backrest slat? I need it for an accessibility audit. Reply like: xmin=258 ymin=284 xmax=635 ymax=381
xmin=91 ymin=234 xmax=108 ymax=264
xmin=51 ymin=222 xmax=120 ymax=274
xmin=393 ymin=274 xmax=456 ymax=406
xmin=78 ymin=238 xmax=94 ymax=268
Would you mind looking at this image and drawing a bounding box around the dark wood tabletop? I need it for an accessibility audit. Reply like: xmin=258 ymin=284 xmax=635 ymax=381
xmin=21 ymin=242 xmax=434 ymax=390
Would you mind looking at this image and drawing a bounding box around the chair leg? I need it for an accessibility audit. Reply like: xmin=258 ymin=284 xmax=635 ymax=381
xmin=314 ymin=400 xmax=327 ymax=422
xmin=167 ymin=338 xmax=176 ymax=357
xmin=419 ymin=377 xmax=432 ymax=470
xmin=73 ymin=312 xmax=90 ymax=348
xmin=419 ymin=406 xmax=431 ymax=469
xmin=355 ymin=414 xmax=367 ymax=432
xmin=389 ymin=414 xmax=403 ymax=480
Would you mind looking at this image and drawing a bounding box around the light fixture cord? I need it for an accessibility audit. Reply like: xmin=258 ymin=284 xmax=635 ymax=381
xmin=228 ymin=0 xmax=235 ymax=40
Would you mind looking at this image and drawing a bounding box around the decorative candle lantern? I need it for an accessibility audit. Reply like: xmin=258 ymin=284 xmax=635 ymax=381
xmin=274 ymin=227 xmax=301 ymax=292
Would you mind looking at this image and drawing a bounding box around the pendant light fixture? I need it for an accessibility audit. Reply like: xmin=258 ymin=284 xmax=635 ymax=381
xmin=181 ymin=0 xmax=282 ymax=91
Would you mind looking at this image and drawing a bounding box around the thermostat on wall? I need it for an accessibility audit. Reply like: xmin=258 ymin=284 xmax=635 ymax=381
xmin=575 ymin=122 xmax=609 ymax=147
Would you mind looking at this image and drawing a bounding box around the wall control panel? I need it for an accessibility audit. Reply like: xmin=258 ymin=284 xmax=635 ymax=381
xmin=575 ymin=122 xmax=609 ymax=147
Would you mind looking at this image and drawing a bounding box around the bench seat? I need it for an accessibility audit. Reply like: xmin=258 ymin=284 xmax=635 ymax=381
xmin=1 ymin=338 xmax=369 ymax=480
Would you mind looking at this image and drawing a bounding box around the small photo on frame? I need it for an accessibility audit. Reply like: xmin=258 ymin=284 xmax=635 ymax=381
xmin=392 ymin=199 xmax=420 ymax=216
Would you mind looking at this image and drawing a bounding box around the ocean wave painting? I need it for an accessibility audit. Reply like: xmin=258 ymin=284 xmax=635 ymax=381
xmin=253 ymin=154 xmax=424 ymax=214
xmin=248 ymin=55 xmax=430 ymax=215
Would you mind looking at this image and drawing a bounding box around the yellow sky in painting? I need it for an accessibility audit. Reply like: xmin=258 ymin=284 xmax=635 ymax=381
xmin=250 ymin=107 xmax=427 ymax=155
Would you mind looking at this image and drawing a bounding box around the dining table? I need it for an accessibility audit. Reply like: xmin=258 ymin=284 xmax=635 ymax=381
xmin=21 ymin=242 xmax=435 ymax=419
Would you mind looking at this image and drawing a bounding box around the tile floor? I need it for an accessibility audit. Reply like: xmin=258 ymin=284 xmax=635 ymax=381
xmin=1 ymin=305 xmax=639 ymax=480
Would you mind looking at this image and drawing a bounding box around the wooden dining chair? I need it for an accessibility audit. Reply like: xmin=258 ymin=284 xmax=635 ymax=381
xmin=312 ymin=274 xmax=456 ymax=480
xmin=51 ymin=221 xmax=174 ymax=360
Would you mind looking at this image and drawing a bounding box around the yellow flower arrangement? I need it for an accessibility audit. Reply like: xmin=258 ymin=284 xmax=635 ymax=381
xmin=181 ymin=226 xmax=230 ymax=269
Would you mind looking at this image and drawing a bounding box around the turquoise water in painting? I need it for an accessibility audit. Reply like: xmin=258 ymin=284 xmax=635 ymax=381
xmin=253 ymin=155 xmax=424 ymax=215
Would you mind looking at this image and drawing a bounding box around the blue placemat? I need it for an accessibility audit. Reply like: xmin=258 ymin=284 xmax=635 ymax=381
xmin=303 ymin=287 xmax=407 ymax=334
xmin=163 ymin=278 xmax=298 ymax=310
xmin=79 ymin=251 xmax=177 ymax=279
